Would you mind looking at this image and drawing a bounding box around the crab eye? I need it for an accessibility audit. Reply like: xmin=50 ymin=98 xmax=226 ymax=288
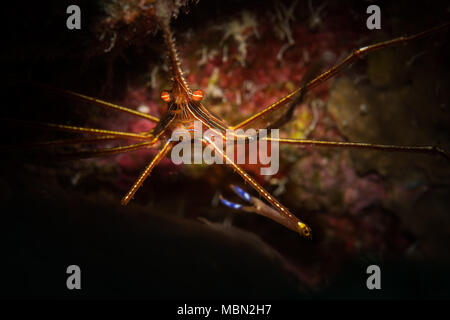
xmin=192 ymin=89 xmax=204 ymax=101
xmin=160 ymin=91 xmax=171 ymax=103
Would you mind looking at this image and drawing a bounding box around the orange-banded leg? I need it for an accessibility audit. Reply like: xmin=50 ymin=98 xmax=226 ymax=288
xmin=231 ymin=22 xmax=450 ymax=131
xmin=5 ymin=119 xmax=152 ymax=141
xmin=262 ymin=137 xmax=450 ymax=161
xmin=121 ymin=139 xmax=174 ymax=206
xmin=4 ymin=137 xmax=160 ymax=162
xmin=59 ymin=140 xmax=159 ymax=160
xmin=203 ymin=138 xmax=312 ymax=238
xmin=2 ymin=126 xmax=160 ymax=161
xmin=13 ymin=135 xmax=119 ymax=149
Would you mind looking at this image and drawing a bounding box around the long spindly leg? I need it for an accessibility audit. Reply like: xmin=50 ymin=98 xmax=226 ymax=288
xmin=121 ymin=139 xmax=174 ymax=206
xmin=10 ymin=125 xmax=165 ymax=150
xmin=33 ymin=83 xmax=160 ymax=123
xmin=9 ymin=139 xmax=159 ymax=160
xmin=231 ymin=22 xmax=450 ymax=131
xmin=203 ymin=139 xmax=312 ymax=238
xmin=59 ymin=140 xmax=159 ymax=160
xmin=263 ymin=137 xmax=450 ymax=161
xmin=6 ymin=119 xmax=152 ymax=140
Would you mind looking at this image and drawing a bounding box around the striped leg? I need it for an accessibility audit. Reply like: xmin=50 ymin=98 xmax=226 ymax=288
xmin=263 ymin=137 xmax=450 ymax=161
xmin=204 ymin=139 xmax=311 ymax=238
xmin=33 ymin=83 xmax=160 ymax=123
xmin=121 ymin=139 xmax=174 ymax=205
xmin=220 ymin=185 xmax=292 ymax=231
xmin=6 ymin=119 xmax=151 ymax=140
xmin=231 ymin=22 xmax=450 ymax=131
xmin=9 ymin=135 xmax=119 ymax=150
xmin=60 ymin=140 xmax=159 ymax=160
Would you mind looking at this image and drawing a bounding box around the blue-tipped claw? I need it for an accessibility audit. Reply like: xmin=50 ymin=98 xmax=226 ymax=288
xmin=231 ymin=185 xmax=252 ymax=203
xmin=219 ymin=195 xmax=243 ymax=210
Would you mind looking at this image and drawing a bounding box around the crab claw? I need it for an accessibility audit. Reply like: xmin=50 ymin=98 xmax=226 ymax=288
xmin=218 ymin=195 xmax=243 ymax=210
xmin=219 ymin=185 xmax=253 ymax=211
xmin=230 ymin=184 xmax=252 ymax=203
xmin=219 ymin=185 xmax=312 ymax=239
